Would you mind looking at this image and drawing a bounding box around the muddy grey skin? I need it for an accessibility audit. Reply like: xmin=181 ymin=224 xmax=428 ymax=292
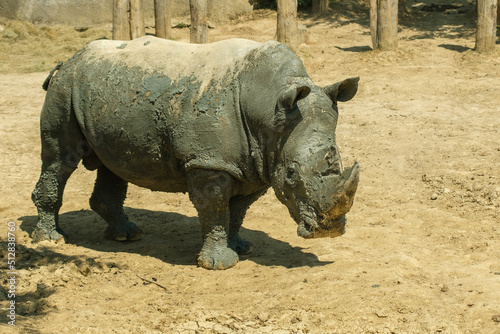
xmin=32 ymin=36 xmax=360 ymax=270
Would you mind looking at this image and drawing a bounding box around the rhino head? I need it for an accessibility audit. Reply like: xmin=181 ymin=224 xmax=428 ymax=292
xmin=271 ymin=77 xmax=360 ymax=239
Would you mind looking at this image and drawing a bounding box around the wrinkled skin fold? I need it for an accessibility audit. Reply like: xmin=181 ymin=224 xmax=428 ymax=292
xmin=32 ymin=36 xmax=360 ymax=270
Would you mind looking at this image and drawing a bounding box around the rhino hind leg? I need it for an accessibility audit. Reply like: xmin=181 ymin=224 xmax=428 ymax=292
xmin=32 ymin=102 xmax=83 ymax=243
xmin=228 ymin=189 xmax=268 ymax=255
xmin=32 ymin=162 xmax=77 ymax=243
xmin=89 ymin=166 xmax=143 ymax=241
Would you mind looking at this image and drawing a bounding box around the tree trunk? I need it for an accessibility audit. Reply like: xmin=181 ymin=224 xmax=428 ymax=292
xmin=190 ymin=0 xmax=208 ymax=44
xmin=475 ymin=0 xmax=497 ymax=53
xmin=373 ymin=0 xmax=398 ymax=50
xmin=312 ymin=0 xmax=329 ymax=13
xmin=130 ymin=0 xmax=145 ymax=39
xmin=154 ymin=0 xmax=172 ymax=39
xmin=370 ymin=0 xmax=377 ymax=49
xmin=113 ymin=0 xmax=130 ymax=40
xmin=277 ymin=0 xmax=298 ymax=52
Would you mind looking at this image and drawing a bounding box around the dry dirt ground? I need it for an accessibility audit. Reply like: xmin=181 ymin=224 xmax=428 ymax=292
xmin=1 ymin=1 xmax=499 ymax=333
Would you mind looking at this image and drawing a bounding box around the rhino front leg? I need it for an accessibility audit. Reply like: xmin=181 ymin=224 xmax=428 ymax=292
xmin=228 ymin=189 xmax=268 ymax=255
xmin=89 ymin=166 xmax=143 ymax=241
xmin=187 ymin=169 xmax=238 ymax=270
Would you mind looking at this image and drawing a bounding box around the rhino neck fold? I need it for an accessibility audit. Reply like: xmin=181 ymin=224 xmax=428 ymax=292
xmin=237 ymin=83 xmax=272 ymax=186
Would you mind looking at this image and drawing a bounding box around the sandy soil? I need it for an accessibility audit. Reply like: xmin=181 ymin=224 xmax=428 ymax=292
xmin=1 ymin=1 xmax=499 ymax=333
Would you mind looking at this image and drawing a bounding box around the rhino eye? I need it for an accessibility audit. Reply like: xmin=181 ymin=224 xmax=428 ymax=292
xmin=285 ymin=164 xmax=299 ymax=187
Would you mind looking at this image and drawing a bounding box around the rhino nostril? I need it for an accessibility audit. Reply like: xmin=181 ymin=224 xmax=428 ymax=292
xmin=320 ymin=166 xmax=341 ymax=177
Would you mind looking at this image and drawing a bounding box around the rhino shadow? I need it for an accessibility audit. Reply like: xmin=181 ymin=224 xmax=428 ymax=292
xmin=0 ymin=240 xmax=111 ymax=332
xmin=18 ymin=208 xmax=333 ymax=269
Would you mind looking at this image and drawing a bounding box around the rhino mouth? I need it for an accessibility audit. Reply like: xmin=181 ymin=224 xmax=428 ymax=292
xmin=297 ymin=205 xmax=346 ymax=239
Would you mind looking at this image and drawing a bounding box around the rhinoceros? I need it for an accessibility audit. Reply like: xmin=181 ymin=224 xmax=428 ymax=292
xmin=32 ymin=36 xmax=360 ymax=270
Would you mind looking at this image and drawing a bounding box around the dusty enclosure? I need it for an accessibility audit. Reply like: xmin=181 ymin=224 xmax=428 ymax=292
xmin=0 ymin=0 xmax=499 ymax=333
xmin=0 ymin=0 xmax=252 ymax=25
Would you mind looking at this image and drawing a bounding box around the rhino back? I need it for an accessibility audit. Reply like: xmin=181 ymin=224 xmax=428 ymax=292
xmin=62 ymin=37 xmax=270 ymax=191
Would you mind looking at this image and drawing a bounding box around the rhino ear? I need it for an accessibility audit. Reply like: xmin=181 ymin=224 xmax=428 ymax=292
xmin=324 ymin=77 xmax=360 ymax=103
xmin=274 ymin=84 xmax=311 ymax=130
xmin=279 ymin=84 xmax=311 ymax=111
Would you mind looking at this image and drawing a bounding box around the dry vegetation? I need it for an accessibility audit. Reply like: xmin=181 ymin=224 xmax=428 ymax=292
xmin=0 ymin=20 xmax=111 ymax=73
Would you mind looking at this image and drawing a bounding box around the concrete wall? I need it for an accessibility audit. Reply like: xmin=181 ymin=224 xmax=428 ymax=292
xmin=0 ymin=0 xmax=253 ymax=26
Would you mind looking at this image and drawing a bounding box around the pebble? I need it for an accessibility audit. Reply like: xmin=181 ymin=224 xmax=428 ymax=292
xmin=430 ymin=193 xmax=438 ymax=200
xmin=492 ymin=315 xmax=500 ymax=322
xmin=182 ymin=321 xmax=198 ymax=331
xmin=197 ymin=321 xmax=213 ymax=329
xmin=440 ymin=285 xmax=449 ymax=292
xmin=258 ymin=312 xmax=269 ymax=322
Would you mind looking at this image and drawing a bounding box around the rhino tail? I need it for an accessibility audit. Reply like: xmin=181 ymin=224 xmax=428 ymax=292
xmin=42 ymin=62 xmax=64 ymax=91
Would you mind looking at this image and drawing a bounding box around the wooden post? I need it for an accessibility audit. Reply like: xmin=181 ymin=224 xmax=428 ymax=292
xmin=312 ymin=0 xmax=329 ymax=13
xmin=277 ymin=0 xmax=298 ymax=52
xmin=130 ymin=0 xmax=145 ymax=39
xmin=154 ymin=0 xmax=172 ymax=39
xmin=113 ymin=0 xmax=130 ymax=40
xmin=190 ymin=0 xmax=208 ymax=44
xmin=371 ymin=0 xmax=398 ymax=50
xmin=370 ymin=0 xmax=377 ymax=49
xmin=475 ymin=0 xmax=497 ymax=53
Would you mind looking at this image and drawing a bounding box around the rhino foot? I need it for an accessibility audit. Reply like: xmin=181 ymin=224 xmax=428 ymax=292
xmin=228 ymin=235 xmax=253 ymax=255
xmin=104 ymin=222 xmax=143 ymax=241
xmin=198 ymin=246 xmax=239 ymax=270
xmin=32 ymin=226 xmax=67 ymax=244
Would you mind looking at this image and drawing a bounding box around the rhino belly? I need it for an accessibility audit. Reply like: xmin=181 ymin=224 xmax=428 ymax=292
xmin=88 ymin=130 xmax=188 ymax=192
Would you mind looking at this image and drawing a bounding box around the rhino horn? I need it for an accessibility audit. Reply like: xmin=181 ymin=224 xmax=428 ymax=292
xmin=324 ymin=162 xmax=360 ymax=218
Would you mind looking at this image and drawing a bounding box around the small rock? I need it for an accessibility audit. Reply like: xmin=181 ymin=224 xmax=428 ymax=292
xmin=372 ymin=284 xmax=380 ymax=288
xmin=492 ymin=315 xmax=500 ymax=322
xmin=494 ymin=272 xmax=500 ymax=275
xmin=258 ymin=312 xmax=269 ymax=322
xmin=197 ymin=321 xmax=213 ymax=329
xmin=183 ymin=321 xmax=198 ymax=330
xmin=440 ymin=285 xmax=449 ymax=292
xmin=78 ymin=264 xmax=92 ymax=276
xmin=61 ymin=273 xmax=70 ymax=283
xmin=430 ymin=193 xmax=438 ymax=200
